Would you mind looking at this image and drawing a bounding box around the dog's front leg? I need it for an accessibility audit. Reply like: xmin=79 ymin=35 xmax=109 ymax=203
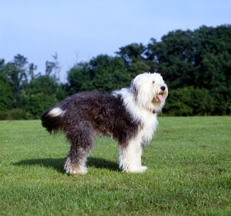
xmin=119 ymin=139 xmax=147 ymax=173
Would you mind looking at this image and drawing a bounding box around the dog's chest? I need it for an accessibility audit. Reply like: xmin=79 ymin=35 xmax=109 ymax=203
xmin=139 ymin=112 xmax=158 ymax=143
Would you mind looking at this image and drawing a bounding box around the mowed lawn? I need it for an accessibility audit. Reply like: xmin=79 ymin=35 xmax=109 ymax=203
xmin=0 ymin=117 xmax=231 ymax=215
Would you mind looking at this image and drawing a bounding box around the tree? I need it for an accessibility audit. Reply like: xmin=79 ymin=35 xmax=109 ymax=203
xmin=192 ymin=25 xmax=231 ymax=114
xmin=67 ymin=55 xmax=130 ymax=94
xmin=164 ymin=87 xmax=214 ymax=116
xmin=145 ymin=25 xmax=231 ymax=115
xmin=0 ymin=73 xmax=13 ymax=111
xmin=67 ymin=62 xmax=93 ymax=94
xmin=23 ymin=75 xmax=66 ymax=119
xmin=116 ymin=43 xmax=146 ymax=65
xmin=89 ymin=55 xmax=130 ymax=92
xmin=3 ymin=54 xmax=29 ymax=108
xmin=28 ymin=63 xmax=37 ymax=82
xmin=115 ymin=43 xmax=150 ymax=76
xmin=145 ymin=30 xmax=195 ymax=88
xmin=1 ymin=24 xmax=231 ymax=118
xmin=45 ymin=53 xmax=61 ymax=82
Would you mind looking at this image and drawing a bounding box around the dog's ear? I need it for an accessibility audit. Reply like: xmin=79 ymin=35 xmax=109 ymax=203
xmin=130 ymin=74 xmax=153 ymax=107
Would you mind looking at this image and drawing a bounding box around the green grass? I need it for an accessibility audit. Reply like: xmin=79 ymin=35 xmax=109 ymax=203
xmin=0 ymin=117 xmax=231 ymax=216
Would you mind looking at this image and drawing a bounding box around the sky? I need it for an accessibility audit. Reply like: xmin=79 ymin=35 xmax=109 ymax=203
xmin=1 ymin=0 xmax=231 ymax=81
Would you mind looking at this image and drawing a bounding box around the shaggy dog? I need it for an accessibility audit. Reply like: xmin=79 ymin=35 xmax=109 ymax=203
xmin=41 ymin=72 xmax=168 ymax=175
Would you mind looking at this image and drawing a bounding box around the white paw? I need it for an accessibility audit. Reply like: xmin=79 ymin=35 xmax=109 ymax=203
xmin=124 ymin=166 xmax=148 ymax=173
xmin=140 ymin=166 xmax=148 ymax=172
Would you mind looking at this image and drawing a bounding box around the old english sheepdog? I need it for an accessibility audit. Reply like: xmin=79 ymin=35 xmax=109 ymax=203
xmin=41 ymin=72 xmax=168 ymax=175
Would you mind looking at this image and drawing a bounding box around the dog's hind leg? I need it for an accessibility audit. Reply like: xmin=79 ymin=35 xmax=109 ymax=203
xmin=64 ymin=124 xmax=95 ymax=175
xmin=64 ymin=147 xmax=90 ymax=175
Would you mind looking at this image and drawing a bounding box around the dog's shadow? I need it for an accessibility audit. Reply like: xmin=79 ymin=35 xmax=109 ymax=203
xmin=13 ymin=157 xmax=119 ymax=173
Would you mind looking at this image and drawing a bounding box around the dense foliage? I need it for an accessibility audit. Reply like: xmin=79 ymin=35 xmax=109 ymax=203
xmin=0 ymin=25 xmax=230 ymax=119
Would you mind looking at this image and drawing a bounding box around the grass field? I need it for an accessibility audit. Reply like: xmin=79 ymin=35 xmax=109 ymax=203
xmin=0 ymin=117 xmax=231 ymax=215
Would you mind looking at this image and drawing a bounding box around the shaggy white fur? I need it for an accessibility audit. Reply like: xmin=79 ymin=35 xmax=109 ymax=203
xmin=115 ymin=72 xmax=168 ymax=172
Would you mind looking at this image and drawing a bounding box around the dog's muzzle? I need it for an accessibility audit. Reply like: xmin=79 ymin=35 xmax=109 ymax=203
xmin=157 ymin=86 xmax=167 ymax=102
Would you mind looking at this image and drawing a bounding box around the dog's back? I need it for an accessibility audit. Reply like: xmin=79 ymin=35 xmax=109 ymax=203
xmin=41 ymin=91 xmax=139 ymax=142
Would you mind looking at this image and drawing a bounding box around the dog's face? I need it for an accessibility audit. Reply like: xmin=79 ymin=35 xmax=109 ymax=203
xmin=131 ymin=72 xmax=168 ymax=112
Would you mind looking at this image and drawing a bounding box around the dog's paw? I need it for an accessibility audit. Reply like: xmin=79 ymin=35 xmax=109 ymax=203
xmin=140 ymin=166 xmax=148 ymax=172
xmin=124 ymin=166 xmax=148 ymax=173
xmin=65 ymin=167 xmax=88 ymax=175
xmin=64 ymin=157 xmax=88 ymax=175
xmin=64 ymin=163 xmax=88 ymax=175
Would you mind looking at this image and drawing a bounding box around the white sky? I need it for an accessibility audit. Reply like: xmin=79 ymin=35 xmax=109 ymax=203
xmin=1 ymin=0 xmax=230 ymax=81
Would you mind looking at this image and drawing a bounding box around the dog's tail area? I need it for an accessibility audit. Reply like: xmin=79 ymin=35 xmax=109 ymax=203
xmin=41 ymin=107 xmax=65 ymax=134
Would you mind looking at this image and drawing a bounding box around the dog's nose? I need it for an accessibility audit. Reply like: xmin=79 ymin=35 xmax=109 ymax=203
xmin=161 ymin=86 xmax=166 ymax=91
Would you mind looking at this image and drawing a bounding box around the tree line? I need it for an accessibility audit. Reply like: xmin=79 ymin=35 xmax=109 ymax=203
xmin=0 ymin=25 xmax=230 ymax=119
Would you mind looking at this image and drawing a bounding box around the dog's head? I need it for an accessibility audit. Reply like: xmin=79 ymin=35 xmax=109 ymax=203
xmin=131 ymin=72 xmax=168 ymax=113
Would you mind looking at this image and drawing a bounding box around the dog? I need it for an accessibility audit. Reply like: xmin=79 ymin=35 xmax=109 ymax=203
xmin=41 ymin=72 xmax=168 ymax=175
